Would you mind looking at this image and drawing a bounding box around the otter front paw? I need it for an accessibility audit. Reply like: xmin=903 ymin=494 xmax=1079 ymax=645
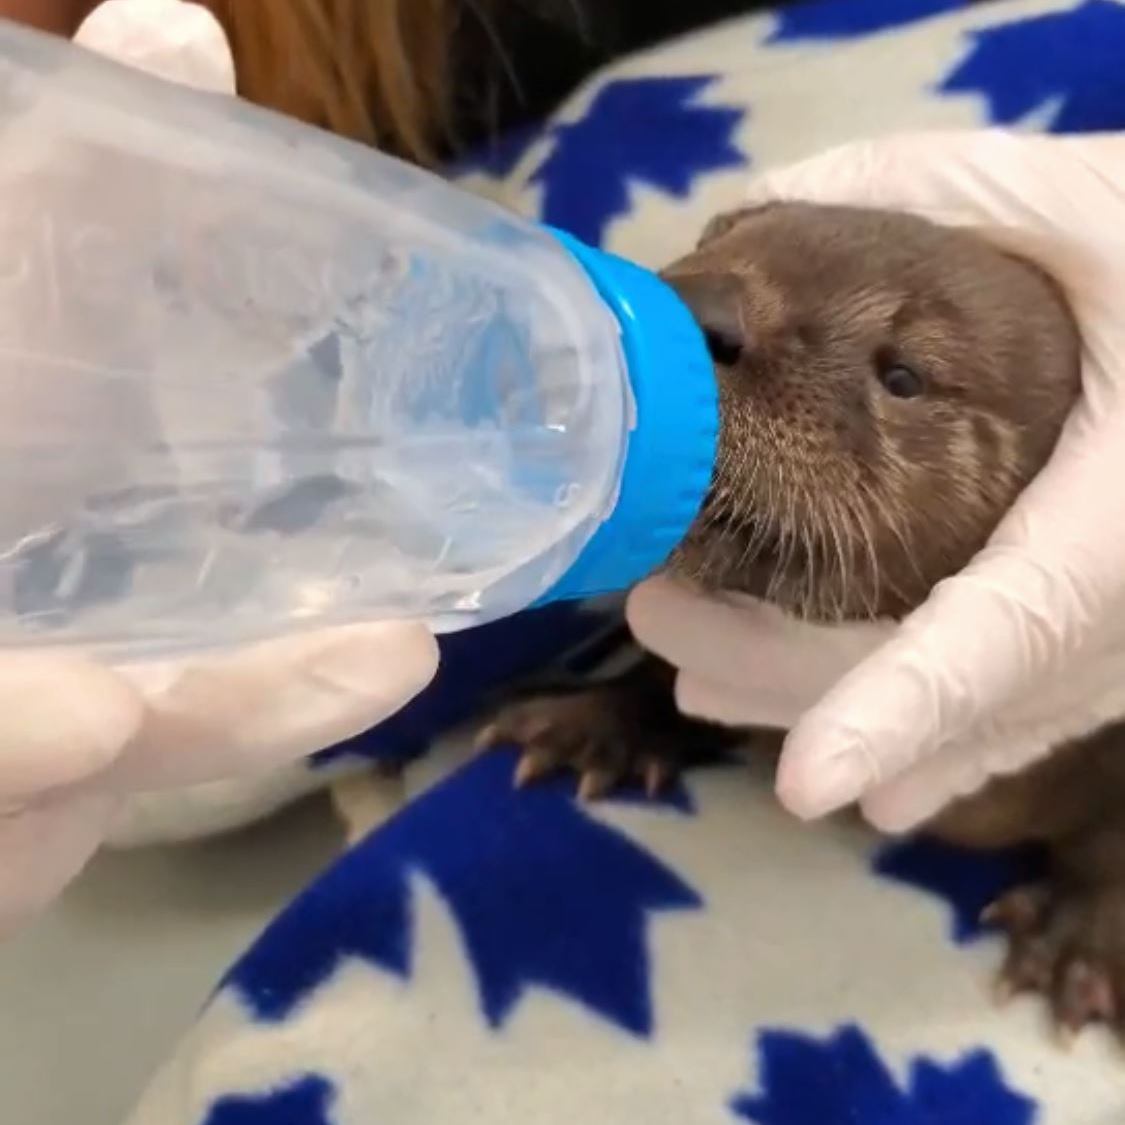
xmin=475 ymin=688 xmax=685 ymax=802
xmin=984 ymin=880 xmax=1125 ymax=1041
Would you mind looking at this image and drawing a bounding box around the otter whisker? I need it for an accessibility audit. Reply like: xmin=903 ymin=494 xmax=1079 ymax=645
xmin=820 ymin=491 xmax=853 ymax=619
xmin=858 ymin=478 xmax=924 ymax=611
xmin=838 ymin=487 xmax=880 ymax=620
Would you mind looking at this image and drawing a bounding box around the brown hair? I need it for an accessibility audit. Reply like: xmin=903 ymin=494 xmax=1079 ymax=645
xmin=207 ymin=0 xmax=457 ymax=164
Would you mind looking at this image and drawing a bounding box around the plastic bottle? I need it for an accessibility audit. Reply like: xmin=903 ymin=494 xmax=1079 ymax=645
xmin=0 ymin=21 xmax=717 ymax=660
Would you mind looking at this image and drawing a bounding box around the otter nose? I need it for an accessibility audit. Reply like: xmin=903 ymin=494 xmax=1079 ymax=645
xmin=661 ymin=270 xmax=746 ymax=368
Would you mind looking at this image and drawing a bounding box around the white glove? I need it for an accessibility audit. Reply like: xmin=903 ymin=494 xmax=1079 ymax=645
xmin=0 ymin=625 xmax=438 ymax=933
xmin=75 ymin=0 xmax=235 ymax=92
xmin=628 ymin=130 xmax=1125 ymax=834
xmin=0 ymin=4 xmax=443 ymax=935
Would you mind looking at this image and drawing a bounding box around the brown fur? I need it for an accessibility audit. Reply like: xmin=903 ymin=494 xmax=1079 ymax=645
xmin=482 ymin=202 xmax=1125 ymax=1039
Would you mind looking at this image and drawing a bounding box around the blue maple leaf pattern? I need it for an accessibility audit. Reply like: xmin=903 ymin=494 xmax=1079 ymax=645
xmin=224 ymin=749 xmax=701 ymax=1036
xmin=203 ymin=1075 xmax=335 ymax=1125
xmin=530 ymin=76 xmax=746 ymax=246
xmin=731 ymin=1024 xmax=1036 ymax=1124
xmin=769 ymin=0 xmax=968 ymax=43
xmin=873 ymin=837 xmax=1045 ymax=944
xmin=939 ymin=0 xmax=1125 ymax=133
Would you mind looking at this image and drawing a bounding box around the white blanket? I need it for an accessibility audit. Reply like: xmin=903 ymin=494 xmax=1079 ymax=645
xmin=81 ymin=1 xmax=1125 ymax=1121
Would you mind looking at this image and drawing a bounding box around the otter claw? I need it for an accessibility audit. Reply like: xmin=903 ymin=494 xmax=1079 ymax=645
xmin=473 ymin=723 xmax=499 ymax=753
xmin=514 ymin=749 xmax=560 ymax=789
xmin=992 ymin=975 xmax=1017 ymax=1008
xmin=578 ymin=769 xmax=616 ymax=803
xmin=1058 ymin=960 xmax=1117 ymax=1028
xmin=644 ymin=759 xmax=674 ymax=798
xmin=981 ymin=886 xmax=1050 ymax=936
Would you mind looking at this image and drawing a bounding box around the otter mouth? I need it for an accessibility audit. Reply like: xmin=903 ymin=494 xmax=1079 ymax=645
xmin=684 ymin=509 xmax=805 ymax=602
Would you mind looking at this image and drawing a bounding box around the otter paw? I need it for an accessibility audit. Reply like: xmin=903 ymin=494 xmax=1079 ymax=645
xmin=983 ymin=881 xmax=1125 ymax=1040
xmin=475 ymin=690 xmax=682 ymax=802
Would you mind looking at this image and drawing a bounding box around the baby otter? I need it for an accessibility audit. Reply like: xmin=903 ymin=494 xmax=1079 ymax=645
xmin=479 ymin=201 xmax=1125 ymax=1039
xmin=666 ymin=201 xmax=1079 ymax=622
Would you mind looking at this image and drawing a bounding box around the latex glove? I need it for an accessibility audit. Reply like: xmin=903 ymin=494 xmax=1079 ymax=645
xmin=76 ymin=0 xmax=235 ymax=92
xmin=0 ymin=625 xmax=438 ymax=933
xmin=0 ymin=5 xmax=440 ymax=933
xmin=629 ymin=130 xmax=1125 ymax=833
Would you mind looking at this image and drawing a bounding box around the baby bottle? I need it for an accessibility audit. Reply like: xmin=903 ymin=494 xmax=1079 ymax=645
xmin=0 ymin=20 xmax=717 ymax=658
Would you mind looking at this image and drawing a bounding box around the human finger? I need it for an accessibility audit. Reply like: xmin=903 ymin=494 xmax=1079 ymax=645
xmin=112 ymin=622 xmax=439 ymax=788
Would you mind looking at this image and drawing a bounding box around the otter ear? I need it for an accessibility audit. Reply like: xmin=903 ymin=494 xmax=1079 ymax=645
xmin=697 ymin=202 xmax=778 ymax=249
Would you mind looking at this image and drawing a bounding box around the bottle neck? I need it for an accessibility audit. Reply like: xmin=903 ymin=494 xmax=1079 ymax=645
xmin=536 ymin=230 xmax=718 ymax=605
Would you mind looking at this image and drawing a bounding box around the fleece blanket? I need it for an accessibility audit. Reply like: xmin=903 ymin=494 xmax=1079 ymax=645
xmin=123 ymin=0 xmax=1125 ymax=1121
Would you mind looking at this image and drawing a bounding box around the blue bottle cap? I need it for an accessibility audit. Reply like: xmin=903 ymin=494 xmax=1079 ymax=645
xmin=540 ymin=229 xmax=718 ymax=604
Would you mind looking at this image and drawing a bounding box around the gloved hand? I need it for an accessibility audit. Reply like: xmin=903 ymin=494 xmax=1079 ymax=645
xmin=0 ymin=625 xmax=438 ymax=933
xmin=629 ymin=130 xmax=1125 ymax=834
xmin=75 ymin=0 xmax=236 ymax=91
xmin=0 ymin=3 xmax=443 ymax=934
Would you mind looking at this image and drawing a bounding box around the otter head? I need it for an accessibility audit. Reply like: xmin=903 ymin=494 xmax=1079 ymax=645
xmin=661 ymin=201 xmax=1081 ymax=622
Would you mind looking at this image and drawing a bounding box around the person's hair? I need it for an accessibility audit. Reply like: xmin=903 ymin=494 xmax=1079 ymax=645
xmin=207 ymin=0 xmax=456 ymax=164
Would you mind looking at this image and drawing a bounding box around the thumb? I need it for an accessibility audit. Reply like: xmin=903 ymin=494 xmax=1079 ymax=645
xmin=113 ymin=622 xmax=439 ymax=787
xmin=858 ymin=727 xmax=1059 ymax=834
xmin=776 ymin=405 xmax=1125 ymax=820
xmin=743 ymin=131 xmax=1112 ymax=232
xmin=0 ymin=656 xmax=144 ymax=800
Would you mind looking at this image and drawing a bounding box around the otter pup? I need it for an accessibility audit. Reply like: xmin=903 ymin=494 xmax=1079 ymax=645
xmin=479 ymin=202 xmax=1125 ymax=1038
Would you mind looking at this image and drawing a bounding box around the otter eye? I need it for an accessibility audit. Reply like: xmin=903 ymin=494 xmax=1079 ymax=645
xmin=878 ymin=363 xmax=924 ymax=399
xmin=703 ymin=326 xmax=744 ymax=367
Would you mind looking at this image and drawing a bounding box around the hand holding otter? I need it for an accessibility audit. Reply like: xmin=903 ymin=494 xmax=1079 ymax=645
xmin=629 ymin=131 xmax=1125 ymax=832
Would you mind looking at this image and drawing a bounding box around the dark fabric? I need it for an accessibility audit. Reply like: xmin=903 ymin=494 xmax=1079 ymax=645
xmin=447 ymin=0 xmax=791 ymax=155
